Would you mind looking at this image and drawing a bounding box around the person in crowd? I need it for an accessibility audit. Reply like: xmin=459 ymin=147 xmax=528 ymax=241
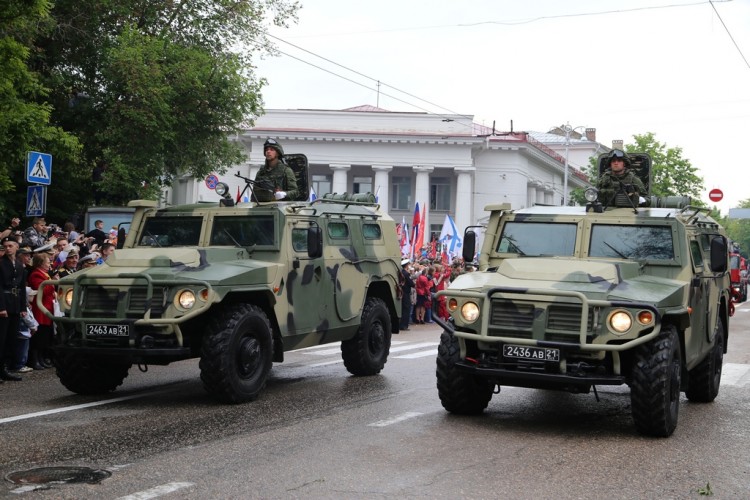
xmin=0 ymin=237 xmax=28 ymax=381
xmin=424 ymin=266 xmax=435 ymax=324
xmin=399 ymin=259 xmax=415 ymax=331
xmin=53 ymin=238 xmax=69 ymax=267
xmin=415 ymin=268 xmax=431 ymax=325
xmin=433 ymin=263 xmax=451 ymax=321
xmin=10 ymin=287 xmax=38 ymax=373
xmin=78 ymin=253 xmax=100 ymax=270
xmin=98 ymin=243 xmax=115 ymax=263
xmin=0 ymin=217 xmax=21 ymax=240
xmin=27 ymin=252 xmax=56 ymax=370
xmin=63 ymin=222 xmax=79 ymax=243
xmin=55 ymin=246 xmax=79 ymax=279
xmin=85 ymin=219 xmax=108 ymax=247
xmin=22 ymin=217 xmax=47 ymax=249
xmin=253 ymin=138 xmax=299 ymax=202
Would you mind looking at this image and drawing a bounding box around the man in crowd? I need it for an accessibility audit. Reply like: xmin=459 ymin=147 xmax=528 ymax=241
xmin=0 ymin=237 xmax=28 ymax=381
xmin=22 ymin=217 xmax=47 ymax=249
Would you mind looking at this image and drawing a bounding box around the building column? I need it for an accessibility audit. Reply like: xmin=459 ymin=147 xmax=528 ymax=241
xmin=454 ymin=166 xmax=475 ymax=236
xmin=330 ymin=163 xmax=351 ymax=194
xmin=372 ymin=164 xmax=392 ymax=209
xmin=413 ymin=165 xmax=434 ymax=232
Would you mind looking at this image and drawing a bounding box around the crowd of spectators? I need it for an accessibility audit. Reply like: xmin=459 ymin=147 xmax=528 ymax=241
xmin=398 ymin=256 xmax=474 ymax=331
xmin=0 ymin=216 xmax=116 ymax=382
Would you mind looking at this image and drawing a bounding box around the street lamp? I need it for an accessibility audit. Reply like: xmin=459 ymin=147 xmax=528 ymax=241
xmin=560 ymin=123 xmax=588 ymax=206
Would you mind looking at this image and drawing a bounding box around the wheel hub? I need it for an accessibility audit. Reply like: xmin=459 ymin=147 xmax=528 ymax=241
xmin=238 ymin=337 xmax=261 ymax=377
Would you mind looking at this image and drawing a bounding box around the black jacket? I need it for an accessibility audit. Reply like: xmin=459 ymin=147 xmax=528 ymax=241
xmin=0 ymin=256 xmax=27 ymax=314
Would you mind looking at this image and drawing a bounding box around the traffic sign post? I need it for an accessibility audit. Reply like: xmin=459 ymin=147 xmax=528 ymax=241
xmin=708 ymin=188 xmax=723 ymax=202
xmin=26 ymin=185 xmax=47 ymax=217
xmin=27 ymin=151 xmax=52 ymax=185
xmin=205 ymin=174 xmax=219 ymax=190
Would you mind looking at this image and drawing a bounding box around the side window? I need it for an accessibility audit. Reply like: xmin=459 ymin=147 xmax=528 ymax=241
xmin=292 ymin=228 xmax=307 ymax=252
xmin=363 ymin=223 xmax=382 ymax=240
xmin=328 ymin=222 xmax=349 ymax=240
xmin=690 ymin=240 xmax=704 ymax=269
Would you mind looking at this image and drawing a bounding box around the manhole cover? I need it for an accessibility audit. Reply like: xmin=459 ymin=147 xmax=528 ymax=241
xmin=6 ymin=466 xmax=111 ymax=485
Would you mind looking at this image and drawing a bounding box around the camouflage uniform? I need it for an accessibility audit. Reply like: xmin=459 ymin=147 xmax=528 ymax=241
xmin=597 ymin=168 xmax=645 ymax=206
xmin=254 ymin=160 xmax=298 ymax=202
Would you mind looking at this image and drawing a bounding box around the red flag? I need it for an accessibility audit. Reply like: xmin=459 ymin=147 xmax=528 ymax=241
xmin=428 ymin=236 xmax=436 ymax=260
xmin=411 ymin=203 xmax=420 ymax=258
xmin=236 ymin=186 xmax=241 ymax=203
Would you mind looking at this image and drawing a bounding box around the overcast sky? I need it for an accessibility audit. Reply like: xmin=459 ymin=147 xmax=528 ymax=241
xmin=254 ymin=0 xmax=750 ymax=214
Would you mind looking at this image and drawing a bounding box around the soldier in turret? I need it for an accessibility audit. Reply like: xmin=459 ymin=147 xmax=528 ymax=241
xmin=597 ymin=149 xmax=645 ymax=206
xmin=254 ymin=139 xmax=299 ymax=202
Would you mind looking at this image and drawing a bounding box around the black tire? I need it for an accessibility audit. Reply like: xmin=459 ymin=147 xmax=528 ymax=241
xmin=200 ymin=303 xmax=273 ymax=404
xmin=56 ymin=353 xmax=131 ymax=395
xmin=436 ymin=332 xmax=493 ymax=414
xmin=341 ymin=297 xmax=391 ymax=376
xmin=686 ymin=316 xmax=725 ymax=403
xmin=630 ymin=325 xmax=682 ymax=437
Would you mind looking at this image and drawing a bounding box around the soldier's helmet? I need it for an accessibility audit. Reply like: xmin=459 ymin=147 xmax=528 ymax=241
xmin=264 ymin=138 xmax=284 ymax=158
xmin=607 ymin=149 xmax=630 ymax=167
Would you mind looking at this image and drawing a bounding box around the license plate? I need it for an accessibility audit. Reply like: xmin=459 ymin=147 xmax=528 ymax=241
xmin=86 ymin=324 xmax=130 ymax=337
xmin=503 ymin=344 xmax=560 ymax=362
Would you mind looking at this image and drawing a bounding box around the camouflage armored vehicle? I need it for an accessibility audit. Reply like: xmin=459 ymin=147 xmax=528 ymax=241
xmin=435 ymin=152 xmax=731 ymax=437
xmin=40 ymin=157 xmax=402 ymax=403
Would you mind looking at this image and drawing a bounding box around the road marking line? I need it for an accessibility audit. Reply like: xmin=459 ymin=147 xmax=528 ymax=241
xmin=394 ymin=349 xmax=437 ymax=359
xmin=0 ymin=390 xmax=169 ymax=425
xmin=117 ymin=482 xmax=194 ymax=500
xmin=368 ymin=411 xmax=424 ymax=427
xmin=722 ymin=363 xmax=750 ymax=387
xmin=304 ymin=340 xmax=419 ymax=357
xmin=389 ymin=342 xmax=438 ymax=353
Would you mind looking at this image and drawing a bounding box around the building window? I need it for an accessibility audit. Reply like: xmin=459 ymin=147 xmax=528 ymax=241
xmin=391 ymin=176 xmax=411 ymax=210
xmin=312 ymin=175 xmax=332 ymax=198
xmin=430 ymin=177 xmax=451 ymax=211
xmin=353 ymin=176 xmax=372 ymax=194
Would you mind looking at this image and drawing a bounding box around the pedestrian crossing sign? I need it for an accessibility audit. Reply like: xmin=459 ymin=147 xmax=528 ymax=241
xmin=27 ymin=151 xmax=52 ymax=185
xmin=26 ymin=185 xmax=46 ymax=217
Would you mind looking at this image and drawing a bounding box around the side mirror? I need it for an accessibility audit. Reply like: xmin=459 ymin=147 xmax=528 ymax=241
xmin=710 ymin=235 xmax=728 ymax=273
xmin=463 ymin=230 xmax=476 ymax=263
xmin=307 ymin=225 xmax=322 ymax=258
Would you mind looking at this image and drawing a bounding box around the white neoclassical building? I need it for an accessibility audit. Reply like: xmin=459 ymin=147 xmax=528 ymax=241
xmin=167 ymin=106 xmax=605 ymax=239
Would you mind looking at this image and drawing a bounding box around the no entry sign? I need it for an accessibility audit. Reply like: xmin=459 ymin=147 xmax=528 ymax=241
xmin=708 ymin=188 xmax=723 ymax=202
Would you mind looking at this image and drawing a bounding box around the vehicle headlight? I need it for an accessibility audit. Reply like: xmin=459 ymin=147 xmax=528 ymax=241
xmin=584 ymin=187 xmax=599 ymax=202
xmin=460 ymin=302 xmax=480 ymax=323
xmin=64 ymin=288 xmax=74 ymax=307
xmin=608 ymin=310 xmax=632 ymax=334
xmin=215 ymin=182 xmax=229 ymax=197
xmin=176 ymin=290 xmax=196 ymax=309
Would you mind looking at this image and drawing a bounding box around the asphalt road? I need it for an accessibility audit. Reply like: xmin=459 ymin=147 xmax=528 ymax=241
xmin=2 ymin=303 xmax=750 ymax=499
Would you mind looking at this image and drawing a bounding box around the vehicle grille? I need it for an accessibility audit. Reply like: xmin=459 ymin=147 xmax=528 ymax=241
xmin=488 ymin=299 xmax=594 ymax=343
xmin=81 ymin=286 xmax=166 ymax=319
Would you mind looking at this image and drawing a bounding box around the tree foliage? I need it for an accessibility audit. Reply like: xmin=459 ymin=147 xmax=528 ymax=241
xmin=0 ymin=0 xmax=81 ymax=220
xmin=3 ymin=0 xmax=299 ymax=223
xmin=624 ymin=132 xmax=704 ymax=201
xmin=720 ymin=198 xmax=750 ymax=256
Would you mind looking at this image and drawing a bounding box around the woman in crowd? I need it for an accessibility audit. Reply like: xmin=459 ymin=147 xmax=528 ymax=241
xmin=27 ymin=252 xmax=56 ymax=370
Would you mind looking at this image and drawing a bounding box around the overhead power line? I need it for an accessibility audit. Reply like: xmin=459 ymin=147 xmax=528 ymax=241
xmin=709 ymin=0 xmax=750 ymax=69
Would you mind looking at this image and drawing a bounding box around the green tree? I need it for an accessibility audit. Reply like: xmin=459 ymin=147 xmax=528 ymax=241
xmin=0 ymin=0 xmax=81 ymax=221
xmin=722 ymin=198 xmax=750 ymax=254
xmin=32 ymin=0 xmax=299 ymax=208
xmin=625 ymin=132 xmax=704 ymax=201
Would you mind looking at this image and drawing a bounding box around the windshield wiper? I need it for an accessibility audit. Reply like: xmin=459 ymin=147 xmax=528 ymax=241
xmin=144 ymin=230 xmax=162 ymax=248
xmin=223 ymin=229 xmax=255 ymax=256
xmin=604 ymin=241 xmax=628 ymax=259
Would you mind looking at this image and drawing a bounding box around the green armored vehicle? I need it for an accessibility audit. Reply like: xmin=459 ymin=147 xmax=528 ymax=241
xmin=435 ymin=152 xmax=731 ymax=437
xmin=41 ymin=156 xmax=402 ymax=403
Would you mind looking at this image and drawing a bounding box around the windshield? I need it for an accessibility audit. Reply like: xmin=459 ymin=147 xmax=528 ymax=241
xmin=211 ymin=215 xmax=276 ymax=247
xmin=497 ymin=222 xmax=577 ymax=256
xmin=590 ymin=224 xmax=674 ymax=260
xmin=138 ymin=217 xmax=203 ymax=247
xmin=730 ymin=255 xmax=740 ymax=269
